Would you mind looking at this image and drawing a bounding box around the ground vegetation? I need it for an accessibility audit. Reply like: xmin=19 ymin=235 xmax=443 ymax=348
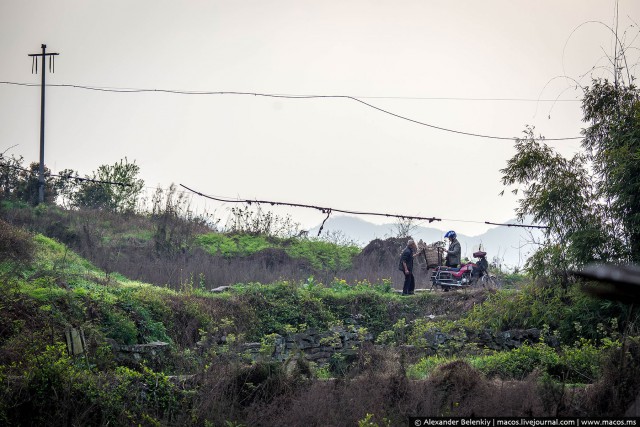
xmin=0 ymin=225 xmax=637 ymax=425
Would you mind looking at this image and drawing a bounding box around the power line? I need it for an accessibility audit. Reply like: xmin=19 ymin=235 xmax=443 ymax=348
xmin=0 ymin=163 xmax=132 ymax=187
xmin=0 ymin=81 xmax=583 ymax=141
xmin=484 ymin=221 xmax=547 ymax=230
xmin=179 ymin=183 xmax=550 ymax=232
xmin=0 ymin=81 xmax=582 ymax=102
xmin=0 ymin=160 xmax=549 ymax=231
xmin=52 ymin=172 xmax=132 ymax=187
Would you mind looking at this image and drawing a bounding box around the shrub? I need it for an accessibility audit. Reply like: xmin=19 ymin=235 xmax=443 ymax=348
xmin=89 ymin=365 xmax=182 ymax=425
xmin=468 ymin=340 xmax=609 ymax=383
xmin=470 ymin=343 xmax=560 ymax=380
xmin=375 ymin=318 xmax=408 ymax=346
xmin=407 ymin=355 xmax=457 ymax=379
xmin=225 ymin=205 xmax=300 ymax=238
xmin=103 ymin=309 xmax=139 ymax=344
xmin=584 ymin=337 xmax=640 ymax=415
xmin=0 ymin=219 xmax=34 ymax=266
xmin=151 ymin=183 xmax=213 ymax=255
xmin=453 ymin=282 xmax=623 ymax=344
xmin=3 ymin=342 xmax=96 ymax=426
xmin=557 ymin=338 xmax=613 ymax=383
xmin=72 ymin=158 xmax=144 ymax=213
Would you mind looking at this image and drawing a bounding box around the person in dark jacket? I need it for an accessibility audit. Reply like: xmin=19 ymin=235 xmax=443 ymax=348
xmin=476 ymin=254 xmax=489 ymax=275
xmin=443 ymin=230 xmax=461 ymax=268
xmin=399 ymin=239 xmax=419 ymax=295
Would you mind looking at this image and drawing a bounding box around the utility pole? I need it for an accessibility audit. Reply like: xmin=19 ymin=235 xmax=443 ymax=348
xmin=28 ymin=44 xmax=59 ymax=204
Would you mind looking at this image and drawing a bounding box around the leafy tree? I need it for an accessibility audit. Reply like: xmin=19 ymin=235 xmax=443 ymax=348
xmin=581 ymin=80 xmax=640 ymax=263
xmin=0 ymin=153 xmax=25 ymax=201
xmin=52 ymin=168 xmax=80 ymax=208
xmin=0 ymin=153 xmax=57 ymax=205
xmin=393 ymin=217 xmax=417 ymax=238
xmin=15 ymin=162 xmax=59 ymax=205
xmin=501 ymin=78 xmax=640 ymax=285
xmin=73 ymin=158 xmax=144 ymax=213
xmin=501 ymin=127 xmax=607 ymax=285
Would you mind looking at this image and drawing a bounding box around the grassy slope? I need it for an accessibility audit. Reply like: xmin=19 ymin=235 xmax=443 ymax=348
xmin=0 ymin=230 xmax=637 ymax=423
xmin=4 ymin=233 xmax=626 ymax=365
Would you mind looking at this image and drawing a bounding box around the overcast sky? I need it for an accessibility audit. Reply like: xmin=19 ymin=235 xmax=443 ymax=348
xmin=1 ymin=0 xmax=638 ymax=236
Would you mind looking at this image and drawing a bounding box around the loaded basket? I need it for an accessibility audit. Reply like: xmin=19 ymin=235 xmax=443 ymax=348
xmin=417 ymin=240 xmax=444 ymax=268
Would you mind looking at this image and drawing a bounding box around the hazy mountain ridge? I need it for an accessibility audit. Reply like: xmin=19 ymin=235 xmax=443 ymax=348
xmin=310 ymin=216 xmax=542 ymax=270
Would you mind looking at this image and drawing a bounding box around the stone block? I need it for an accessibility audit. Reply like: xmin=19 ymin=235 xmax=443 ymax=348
xmin=114 ymin=341 xmax=170 ymax=369
xmin=306 ymin=351 xmax=332 ymax=361
xmin=241 ymin=342 xmax=261 ymax=351
xmin=424 ymin=331 xmax=449 ymax=348
xmin=296 ymin=339 xmax=314 ymax=350
xmin=341 ymin=332 xmax=353 ymax=341
xmin=330 ymin=325 xmax=346 ymax=334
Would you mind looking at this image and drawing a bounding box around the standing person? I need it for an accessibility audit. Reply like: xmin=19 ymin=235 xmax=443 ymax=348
xmin=398 ymin=239 xmax=418 ymax=295
xmin=443 ymin=231 xmax=461 ymax=268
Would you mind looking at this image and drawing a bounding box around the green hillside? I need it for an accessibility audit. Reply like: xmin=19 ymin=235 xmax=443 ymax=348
xmin=0 ymin=217 xmax=638 ymax=425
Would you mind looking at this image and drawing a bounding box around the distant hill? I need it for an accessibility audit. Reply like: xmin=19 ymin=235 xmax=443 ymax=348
xmin=309 ymin=216 xmax=542 ymax=270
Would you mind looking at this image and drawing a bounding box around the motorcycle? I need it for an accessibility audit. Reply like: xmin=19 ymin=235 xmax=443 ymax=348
xmin=431 ymin=262 xmax=475 ymax=291
xmin=428 ymin=248 xmax=499 ymax=291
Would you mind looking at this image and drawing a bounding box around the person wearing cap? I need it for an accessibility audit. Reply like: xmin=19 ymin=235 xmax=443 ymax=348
xmin=443 ymin=231 xmax=461 ymax=268
xmin=398 ymin=239 xmax=419 ymax=295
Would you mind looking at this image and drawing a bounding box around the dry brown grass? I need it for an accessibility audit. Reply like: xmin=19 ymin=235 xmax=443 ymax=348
xmin=581 ymin=337 xmax=640 ymax=416
xmin=2 ymin=205 xmax=437 ymax=288
xmin=189 ymin=345 xmax=600 ymax=426
xmin=0 ymin=218 xmax=34 ymax=266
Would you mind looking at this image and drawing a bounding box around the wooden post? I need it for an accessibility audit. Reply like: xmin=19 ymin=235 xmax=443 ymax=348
xmin=28 ymin=44 xmax=59 ymax=204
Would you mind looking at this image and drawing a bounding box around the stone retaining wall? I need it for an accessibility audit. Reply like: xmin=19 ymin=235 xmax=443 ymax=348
xmin=420 ymin=327 xmax=558 ymax=354
xmin=240 ymin=325 xmax=374 ymax=365
xmin=110 ymin=325 xmax=557 ymax=369
xmin=109 ymin=340 xmax=170 ymax=369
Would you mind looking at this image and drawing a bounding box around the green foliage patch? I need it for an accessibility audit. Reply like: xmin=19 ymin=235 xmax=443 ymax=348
xmin=195 ymin=232 xmax=360 ymax=271
xmin=196 ymin=233 xmax=271 ymax=256
xmin=285 ymin=239 xmax=360 ymax=270
xmin=468 ymin=284 xmax=621 ymax=342
xmin=31 ymin=234 xmax=99 ymax=274
xmin=408 ymin=339 xmax=616 ymax=384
